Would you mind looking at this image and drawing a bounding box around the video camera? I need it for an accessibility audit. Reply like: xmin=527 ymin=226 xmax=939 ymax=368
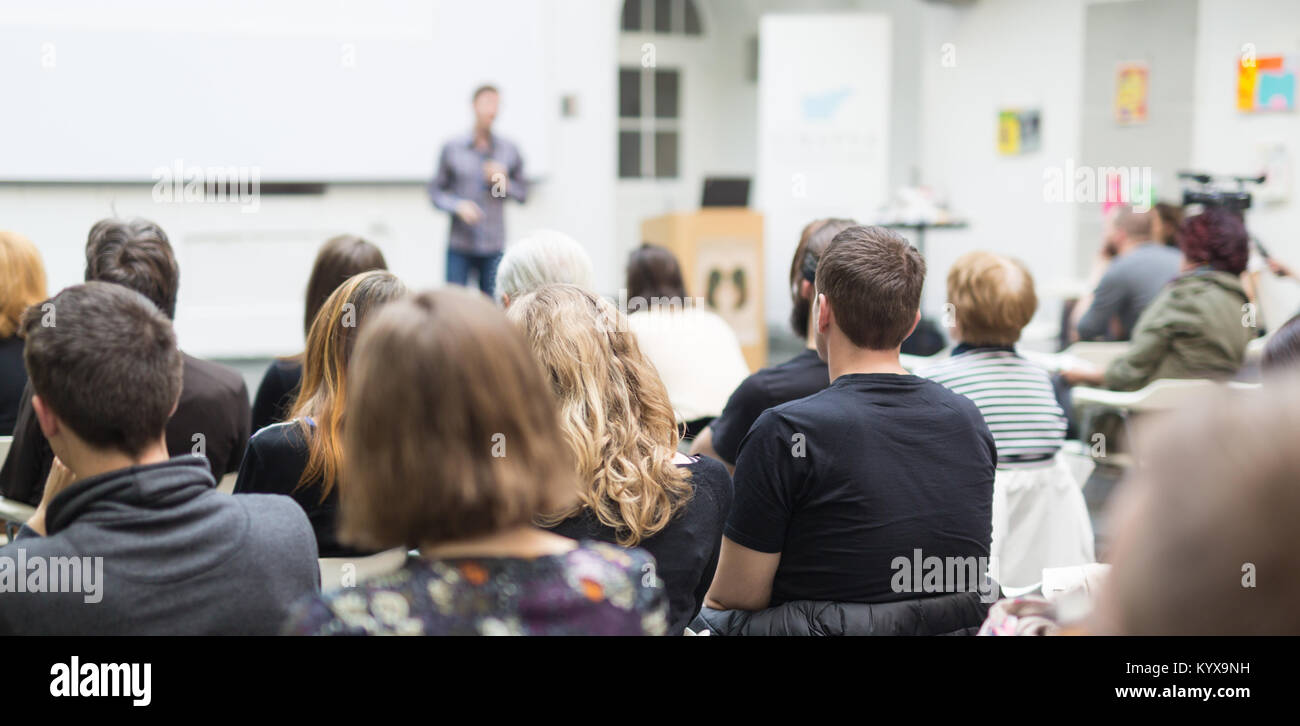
xmin=1178 ymin=171 xmax=1265 ymax=214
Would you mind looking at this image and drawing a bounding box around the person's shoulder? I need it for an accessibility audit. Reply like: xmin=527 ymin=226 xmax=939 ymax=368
xmin=249 ymin=420 xmax=307 ymax=451
xmin=182 ymin=354 xmax=249 ymax=400
xmin=571 ymin=540 xmax=654 ymax=580
xmin=233 ymin=490 xmax=316 ymax=548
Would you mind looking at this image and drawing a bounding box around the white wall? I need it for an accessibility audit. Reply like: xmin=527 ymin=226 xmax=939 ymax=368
xmin=0 ymin=0 xmax=618 ymax=359
xmin=1192 ymin=0 xmax=1300 ymax=327
xmin=918 ymin=0 xmax=1087 ymax=334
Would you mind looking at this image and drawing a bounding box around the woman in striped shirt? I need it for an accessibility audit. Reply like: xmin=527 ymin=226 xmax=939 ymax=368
xmin=918 ymin=251 xmax=1092 ymax=589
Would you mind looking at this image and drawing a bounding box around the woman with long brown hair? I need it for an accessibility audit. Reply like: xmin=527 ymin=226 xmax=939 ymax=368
xmin=235 ymin=270 xmax=406 ymax=556
xmin=0 ymin=230 xmax=47 ymax=435
xmin=285 ymin=288 xmax=668 ymax=636
xmin=507 ymin=283 xmax=732 ymax=635
xmin=251 ymin=234 xmax=387 ymax=433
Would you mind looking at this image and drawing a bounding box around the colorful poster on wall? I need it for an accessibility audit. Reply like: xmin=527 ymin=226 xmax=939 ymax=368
xmin=1238 ymin=54 xmax=1296 ymax=112
xmin=1115 ymin=62 xmax=1149 ymax=124
xmin=997 ymin=109 xmax=1041 ymax=155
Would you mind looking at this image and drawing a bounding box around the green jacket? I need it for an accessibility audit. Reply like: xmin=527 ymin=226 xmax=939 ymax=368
xmin=1104 ymin=270 xmax=1253 ymax=392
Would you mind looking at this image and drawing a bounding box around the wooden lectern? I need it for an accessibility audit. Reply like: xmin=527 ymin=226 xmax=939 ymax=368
xmin=641 ymin=208 xmax=766 ymax=372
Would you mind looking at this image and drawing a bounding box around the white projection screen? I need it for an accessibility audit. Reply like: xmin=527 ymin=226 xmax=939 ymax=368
xmin=0 ymin=0 xmax=551 ymax=182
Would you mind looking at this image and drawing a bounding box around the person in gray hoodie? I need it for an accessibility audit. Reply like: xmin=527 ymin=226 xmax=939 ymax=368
xmin=0 ymin=281 xmax=318 ymax=635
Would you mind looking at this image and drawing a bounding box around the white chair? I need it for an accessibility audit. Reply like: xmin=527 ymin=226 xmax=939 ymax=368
xmin=0 ymin=435 xmax=11 ymax=467
xmin=1061 ymin=341 xmax=1131 ymax=370
xmin=1244 ymin=333 xmax=1271 ymax=367
xmin=990 ymin=453 xmax=1096 ymax=592
xmin=318 ymin=548 xmax=409 ymax=591
xmin=1071 ymin=379 xmax=1261 ymax=465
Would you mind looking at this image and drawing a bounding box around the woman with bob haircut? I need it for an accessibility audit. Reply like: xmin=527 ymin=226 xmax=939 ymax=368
xmin=236 ymin=270 xmax=406 ymax=557
xmin=0 ymin=230 xmax=47 ymax=435
xmin=251 ymin=234 xmax=387 ymax=434
xmin=919 ymin=251 xmax=1093 ymax=589
xmin=507 ymin=283 xmax=733 ymax=635
xmin=285 ymin=288 xmax=669 ymax=636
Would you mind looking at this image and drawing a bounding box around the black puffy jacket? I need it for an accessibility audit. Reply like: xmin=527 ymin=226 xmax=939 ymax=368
xmin=690 ymin=591 xmax=992 ymax=636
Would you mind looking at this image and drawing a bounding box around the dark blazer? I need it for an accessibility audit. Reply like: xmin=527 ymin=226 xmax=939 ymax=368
xmin=0 ymin=353 xmax=250 ymax=506
xmin=250 ymin=358 xmax=302 ymax=435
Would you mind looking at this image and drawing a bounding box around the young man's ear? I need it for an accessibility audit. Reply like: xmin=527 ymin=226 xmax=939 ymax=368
xmin=903 ymin=309 xmax=921 ymax=342
xmin=31 ymin=394 xmax=61 ymax=440
xmin=815 ymin=292 xmax=833 ymax=334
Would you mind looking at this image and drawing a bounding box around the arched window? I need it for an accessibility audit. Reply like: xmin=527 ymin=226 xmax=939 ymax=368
xmin=618 ymin=0 xmax=701 ymax=179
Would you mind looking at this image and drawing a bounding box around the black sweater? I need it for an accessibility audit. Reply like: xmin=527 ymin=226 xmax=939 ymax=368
xmin=546 ymin=455 xmax=733 ymax=635
xmin=233 ymin=420 xmax=371 ymax=558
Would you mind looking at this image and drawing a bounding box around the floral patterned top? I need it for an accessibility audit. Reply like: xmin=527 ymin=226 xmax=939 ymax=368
xmin=284 ymin=540 xmax=670 ymax=636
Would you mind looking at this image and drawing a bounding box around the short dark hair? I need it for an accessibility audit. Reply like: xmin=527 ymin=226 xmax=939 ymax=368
xmin=1180 ymin=207 xmax=1249 ymax=275
xmin=84 ymin=218 xmax=180 ymax=319
xmin=789 ymin=218 xmax=857 ymax=338
xmin=472 ymin=84 xmax=499 ymax=102
xmin=626 ymin=243 xmax=687 ymax=301
xmin=303 ymin=235 xmax=387 ymax=336
xmin=22 ymin=281 xmax=183 ymax=457
xmin=816 ymin=225 xmax=925 ymax=350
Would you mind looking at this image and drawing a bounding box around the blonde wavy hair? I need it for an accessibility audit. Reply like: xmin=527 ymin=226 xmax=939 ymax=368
xmin=507 ymin=283 xmax=693 ymax=545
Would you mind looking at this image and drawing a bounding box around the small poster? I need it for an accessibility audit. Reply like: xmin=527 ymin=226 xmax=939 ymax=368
xmin=997 ymin=109 xmax=1041 ymax=156
xmin=1238 ymin=54 xmax=1296 ymax=112
xmin=1115 ymin=62 xmax=1149 ymax=124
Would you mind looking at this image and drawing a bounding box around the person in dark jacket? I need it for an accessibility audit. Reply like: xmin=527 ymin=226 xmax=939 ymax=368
xmin=236 ymin=271 xmax=406 ymax=557
xmin=0 ymin=282 xmax=317 ymax=635
xmin=705 ymin=226 xmax=996 ymax=634
xmin=0 ymin=219 xmax=251 ymax=506
xmin=250 ymin=234 xmax=387 ymax=434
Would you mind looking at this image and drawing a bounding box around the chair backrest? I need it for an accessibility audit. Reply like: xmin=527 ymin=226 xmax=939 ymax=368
xmin=318 ymin=548 xmax=408 ymax=591
xmin=0 ymin=435 xmax=11 ymax=467
xmin=1062 ymin=341 xmax=1131 ymax=370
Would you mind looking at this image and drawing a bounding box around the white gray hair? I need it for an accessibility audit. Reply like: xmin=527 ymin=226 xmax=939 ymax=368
xmin=494 ymin=230 xmax=594 ymax=305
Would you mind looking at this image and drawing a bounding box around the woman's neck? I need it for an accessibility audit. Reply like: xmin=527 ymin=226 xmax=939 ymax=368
xmin=419 ymin=525 xmax=577 ymax=561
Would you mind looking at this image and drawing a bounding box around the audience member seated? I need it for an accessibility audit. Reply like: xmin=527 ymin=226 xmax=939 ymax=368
xmin=1152 ymin=201 xmax=1184 ymax=249
xmin=251 ymin=234 xmax=387 ymax=434
xmin=1262 ymin=313 xmax=1300 ymax=376
xmin=493 ymin=229 xmax=594 ymax=308
xmin=918 ymin=251 xmax=1093 ymax=589
xmin=1071 ymin=205 xmax=1180 ymax=342
xmin=284 ymin=288 xmax=669 ymax=635
xmin=1064 ymin=207 xmax=1254 ymax=391
xmin=690 ymin=218 xmax=855 ymax=470
xmin=623 ymin=243 xmax=749 ymax=438
xmin=701 ymin=226 xmax=996 ymax=635
xmin=0 ymin=219 xmax=250 ymax=506
xmin=1089 ymin=381 xmax=1300 ymax=635
xmin=0 ymin=230 xmax=46 ymax=436
xmin=0 ymin=282 xmax=317 ymax=635
xmin=507 ymin=284 xmax=732 ymax=635
xmin=235 ymin=271 xmax=406 ymax=557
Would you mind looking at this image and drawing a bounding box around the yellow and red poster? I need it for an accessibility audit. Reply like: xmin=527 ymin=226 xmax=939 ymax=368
xmin=1115 ymin=62 xmax=1148 ymax=125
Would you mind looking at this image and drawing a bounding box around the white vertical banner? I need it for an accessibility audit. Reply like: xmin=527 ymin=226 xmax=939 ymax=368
xmin=757 ymin=13 xmax=892 ymax=326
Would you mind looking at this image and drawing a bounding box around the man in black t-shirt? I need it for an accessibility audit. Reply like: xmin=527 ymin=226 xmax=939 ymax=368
xmin=690 ymin=219 xmax=856 ymax=470
xmin=705 ymin=226 xmax=995 ymax=610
